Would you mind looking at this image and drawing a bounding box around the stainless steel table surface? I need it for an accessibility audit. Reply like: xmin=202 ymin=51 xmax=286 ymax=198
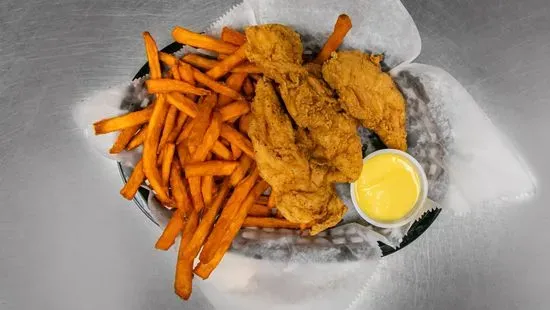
xmin=1 ymin=0 xmax=548 ymax=309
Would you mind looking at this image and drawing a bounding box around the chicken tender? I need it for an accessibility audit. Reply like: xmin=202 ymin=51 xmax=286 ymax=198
xmin=246 ymin=24 xmax=363 ymax=182
xmin=322 ymin=50 xmax=407 ymax=150
xmin=248 ymin=79 xmax=347 ymax=234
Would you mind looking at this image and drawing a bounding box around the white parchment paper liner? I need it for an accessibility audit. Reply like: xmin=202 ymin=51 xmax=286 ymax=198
xmin=74 ymin=0 xmax=536 ymax=308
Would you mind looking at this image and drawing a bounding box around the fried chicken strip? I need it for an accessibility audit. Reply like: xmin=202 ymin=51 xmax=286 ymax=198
xmin=322 ymin=51 xmax=407 ymax=150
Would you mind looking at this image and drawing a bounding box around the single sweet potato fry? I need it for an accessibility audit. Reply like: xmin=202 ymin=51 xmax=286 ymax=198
xmin=201 ymin=175 xmax=213 ymax=205
xmin=161 ymin=143 xmax=176 ymax=188
xmin=256 ymin=195 xmax=268 ymax=205
xmin=193 ymin=69 xmax=245 ymax=101
xmin=172 ymin=26 xmax=239 ymax=54
xmin=242 ymin=217 xmax=304 ymax=229
xmin=182 ymin=54 xmax=218 ymax=70
xmin=231 ymin=63 xmax=262 ymax=74
xmin=220 ymin=124 xmax=254 ymax=158
xmin=170 ymin=161 xmax=193 ymax=216
xmin=211 ymin=140 xmax=232 ymax=160
xmin=238 ymin=113 xmax=250 ymax=134
xmin=229 ymin=155 xmax=253 ymax=186
xmin=120 ymin=159 xmax=145 ymax=200
xmin=93 ymin=106 xmax=154 ymax=134
xmin=167 ymin=92 xmax=199 ymax=118
xmin=155 ymin=208 xmax=184 ymax=251
xmin=218 ymin=101 xmax=250 ymax=121
xmin=206 ymin=44 xmax=248 ymax=80
xmin=231 ymin=143 xmax=242 ymax=159
xmin=159 ymin=105 xmax=178 ymax=149
xmin=143 ymin=32 xmax=162 ymax=79
xmin=146 ymin=79 xmax=210 ymax=96
xmin=247 ymin=204 xmax=272 ymax=217
xmin=143 ymin=94 xmax=171 ymax=205
xmin=313 ymin=14 xmax=352 ymax=64
xmin=175 ymin=118 xmax=195 ymax=145
xmin=174 ymin=208 xmax=199 ymax=300
xmin=221 ymin=27 xmax=246 ymax=46
xmin=159 ymin=51 xmax=178 ymax=66
xmin=187 ymin=176 xmax=204 ymax=212
xmin=110 ymin=125 xmax=140 ymax=153
xmin=184 ymin=161 xmax=239 ymax=177
xmin=127 ymin=124 xmax=148 ymax=150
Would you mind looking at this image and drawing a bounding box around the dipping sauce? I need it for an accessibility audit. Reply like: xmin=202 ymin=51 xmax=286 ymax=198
xmin=354 ymin=152 xmax=421 ymax=222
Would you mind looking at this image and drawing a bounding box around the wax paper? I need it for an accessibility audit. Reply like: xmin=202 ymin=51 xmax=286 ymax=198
xmin=75 ymin=0 xmax=536 ymax=308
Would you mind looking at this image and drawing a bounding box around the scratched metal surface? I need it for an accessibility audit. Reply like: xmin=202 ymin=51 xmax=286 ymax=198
xmin=0 ymin=0 xmax=549 ymax=309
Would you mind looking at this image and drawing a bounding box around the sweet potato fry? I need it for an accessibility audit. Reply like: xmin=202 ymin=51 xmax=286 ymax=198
xmin=218 ymin=72 xmax=248 ymax=106
xmin=229 ymin=155 xmax=253 ymax=186
xmin=268 ymin=192 xmax=276 ymax=208
xmin=127 ymin=124 xmax=148 ymax=150
xmin=143 ymin=32 xmax=162 ymax=79
xmin=247 ymin=204 xmax=272 ymax=217
xmin=256 ymin=195 xmax=268 ymax=205
xmin=221 ymin=27 xmax=246 ymax=46
xmin=243 ymin=217 xmax=304 ymax=229
xmin=187 ymin=94 xmax=217 ymax=154
xmin=199 ymin=168 xmax=259 ymax=263
xmin=218 ymin=101 xmax=250 ymax=121
xmin=175 ymin=117 xmax=195 ymax=145
xmin=211 ymin=140 xmax=232 ymax=160
xmin=231 ymin=63 xmax=262 ymax=74
xmin=313 ymin=14 xmax=352 ymax=64
xmin=201 ymin=175 xmax=214 ymax=205
xmin=171 ymin=66 xmax=182 ymax=80
xmin=161 ymin=143 xmax=176 ymax=188
xmin=170 ymin=161 xmax=193 ymax=216
xmin=159 ymin=51 xmax=178 ymax=66
xmin=231 ymin=143 xmax=242 ymax=159
xmin=196 ymin=180 xmax=268 ymax=279
xmin=146 ymin=79 xmax=210 ymax=96
xmin=243 ymin=77 xmax=254 ymax=97
xmin=182 ymin=54 xmax=218 ymax=70
xmin=155 ymin=208 xmax=184 ymax=251
xmin=159 ymin=105 xmax=178 ymax=149
xmin=191 ymin=112 xmax=221 ymax=162
xmin=174 ymin=208 xmax=199 ymax=300
xmin=220 ymin=124 xmax=254 ymax=158
xmin=181 ymin=180 xmax=231 ymax=262
xmin=178 ymin=62 xmax=196 ymax=86
xmin=184 ymin=161 xmax=238 ymax=177
xmin=166 ymin=92 xmax=199 ymax=118
xmin=172 ymin=26 xmax=239 ymax=54
xmin=93 ymin=106 xmax=154 ymax=134
xmin=143 ymin=94 xmax=171 ymax=205
xmin=206 ymin=44 xmax=248 ymax=80
xmin=193 ymin=69 xmax=244 ymax=101
xmin=110 ymin=125 xmax=140 ymax=154
xmin=176 ymin=143 xmax=189 ymax=167
xmin=238 ymin=113 xmax=250 ymax=134
xmin=167 ymin=113 xmax=188 ymax=144
xmin=187 ymin=176 xmax=204 ymax=212
xmin=120 ymin=159 xmax=145 ymax=200
xmin=157 ymin=144 xmax=166 ymax=166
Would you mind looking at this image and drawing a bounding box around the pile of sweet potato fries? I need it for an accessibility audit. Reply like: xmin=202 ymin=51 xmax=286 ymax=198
xmin=92 ymin=14 xmax=352 ymax=300
xmin=93 ymin=26 xmax=304 ymax=300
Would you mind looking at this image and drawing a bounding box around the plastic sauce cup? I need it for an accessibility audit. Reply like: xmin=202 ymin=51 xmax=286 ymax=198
xmin=350 ymin=149 xmax=429 ymax=229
